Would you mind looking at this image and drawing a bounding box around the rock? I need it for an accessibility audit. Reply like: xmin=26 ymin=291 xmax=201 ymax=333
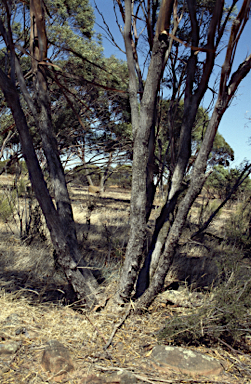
xmin=150 ymin=345 xmax=223 ymax=377
xmin=80 ymin=375 xmax=104 ymax=384
xmin=0 ymin=341 xmax=22 ymax=355
xmin=41 ymin=340 xmax=74 ymax=382
xmin=107 ymin=370 xmax=137 ymax=384
xmin=3 ymin=313 xmax=21 ymax=326
xmin=80 ymin=371 xmax=137 ymax=384
xmin=15 ymin=327 xmax=29 ymax=337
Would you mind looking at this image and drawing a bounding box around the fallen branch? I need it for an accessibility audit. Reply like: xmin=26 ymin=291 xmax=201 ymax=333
xmin=94 ymin=364 xmax=232 ymax=383
xmin=104 ymin=302 xmax=132 ymax=350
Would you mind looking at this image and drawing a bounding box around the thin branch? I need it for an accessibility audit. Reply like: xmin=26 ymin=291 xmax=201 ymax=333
xmin=220 ymin=0 xmax=251 ymax=97
xmin=0 ymin=131 xmax=13 ymax=160
xmin=123 ymin=0 xmax=140 ymax=138
xmin=104 ymin=302 xmax=132 ymax=350
xmin=192 ymin=164 xmax=251 ymax=238
xmin=94 ymin=0 xmax=125 ymax=53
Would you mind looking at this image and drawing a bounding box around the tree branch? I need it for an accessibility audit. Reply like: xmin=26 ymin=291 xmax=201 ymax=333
xmin=123 ymin=0 xmax=140 ymax=138
xmin=220 ymin=0 xmax=251 ymax=97
xmin=192 ymin=163 xmax=251 ymax=238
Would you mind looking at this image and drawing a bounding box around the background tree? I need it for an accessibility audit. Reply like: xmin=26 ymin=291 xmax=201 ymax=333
xmin=157 ymin=101 xmax=234 ymax=188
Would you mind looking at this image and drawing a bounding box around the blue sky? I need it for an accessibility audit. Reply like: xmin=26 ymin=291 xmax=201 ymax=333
xmin=92 ymin=1 xmax=251 ymax=166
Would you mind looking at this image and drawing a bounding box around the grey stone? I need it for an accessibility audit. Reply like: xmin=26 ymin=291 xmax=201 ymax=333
xmin=108 ymin=370 xmax=137 ymax=384
xmin=0 ymin=341 xmax=22 ymax=354
xmin=150 ymin=345 xmax=223 ymax=377
xmin=4 ymin=313 xmax=21 ymax=326
xmin=41 ymin=339 xmax=74 ymax=382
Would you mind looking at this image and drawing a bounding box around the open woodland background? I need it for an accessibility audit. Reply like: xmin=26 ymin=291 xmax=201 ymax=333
xmin=0 ymin=167 xmax=251 ymax=382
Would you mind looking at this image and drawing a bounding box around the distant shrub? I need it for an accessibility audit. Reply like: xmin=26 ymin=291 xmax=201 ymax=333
xmin=0 ymin=160 xmax=27 ymax=176
xmin=16 ymin=177 xmax=28 ymax=197
xmin=223 ymin=199 xmax=251 ymax=255
xmin=106 ymin=165 xmax=132 ymax=188
xmin=0 ymin=192 xmax=14 ymax=222
xmin=69 ymin=165 xmax=100 ymax=186
xmin=206 ymin=164 xmax=251 ymax=201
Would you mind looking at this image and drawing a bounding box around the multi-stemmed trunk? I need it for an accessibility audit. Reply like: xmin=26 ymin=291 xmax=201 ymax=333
xmin=0 ymin=0 xmax=100 ymax=307
xmin=118 ymin=0 xmax=251 ymax=310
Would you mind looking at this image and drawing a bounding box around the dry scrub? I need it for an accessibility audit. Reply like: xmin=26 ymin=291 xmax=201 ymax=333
xmin=0 ymin=178 xmax=251 ymax=383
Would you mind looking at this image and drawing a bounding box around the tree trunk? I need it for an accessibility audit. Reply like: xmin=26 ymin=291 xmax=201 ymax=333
xmin=117 ymin=0 xmax=174 ymax=302
xmin=0 ymin=63 xmax=99 ymax=309
xmin=133 ymin=0 xmax=228 ymax=300
xmin=136 ymin=47 xmax=251 ymax=309
xmin=30 ymin=0 xmax=80 ymax=256
xmin=99 ymin=152 xmax=113 ymax=193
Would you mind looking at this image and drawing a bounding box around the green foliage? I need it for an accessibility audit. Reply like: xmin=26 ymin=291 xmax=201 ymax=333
xmin=107 ymin=165 xmax=132 ymax=188
xmin=206 ymin=165 xmax=251 ymax=200
xmin=16 ymin=177 xmax=27 ymax=197
xmin=48 ymin=0 xmax=95 ymax=40
xmin=196 ymin=198 xmax=221 ymax=228
xmin=0 ymin=160 xmax=27 ymax=176
xmin=158 ymin=101 xmax=234 ymax=174
xmin=0 ymin=192 xmax=14 ymax=222
xmin=69 ymin=165 xmax=101 ymax=186
xmin=0 ymin=177 xmax=46 ymax=242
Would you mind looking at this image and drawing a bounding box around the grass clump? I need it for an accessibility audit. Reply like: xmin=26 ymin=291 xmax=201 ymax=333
xmin=158 ymin=274 xmax=251 ymax=349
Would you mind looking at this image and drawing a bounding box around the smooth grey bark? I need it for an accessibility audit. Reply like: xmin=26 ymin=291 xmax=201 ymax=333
xmin=117 ymin=0 xmax=175 ymax=302
xmin=0 ymin=70 xmax=99 ymax=305
xmin=0 ymin=0 xmax=100 ymax=306
xmin=135 ymin=0 xmax=232 ymax=298
xmin=136 ymin=48 xmax=251 ymax=310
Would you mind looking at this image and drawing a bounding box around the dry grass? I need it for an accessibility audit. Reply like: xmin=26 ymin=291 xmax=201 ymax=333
xmin=0 ymin=287 xmax=250 ymax=383
xmin=0 ymin=177 xmax=251 ymax=383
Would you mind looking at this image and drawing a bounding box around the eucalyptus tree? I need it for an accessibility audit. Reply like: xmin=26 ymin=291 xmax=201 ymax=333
xmin=50 ymin=54 xmax=132 ymax=185
xmin=0 ymin=0 xmax=104 ymax=306
xmin=157 ymin=101 xmax=234 ymax=185
xmin=108 ymin=0 xmax=251 ymax=309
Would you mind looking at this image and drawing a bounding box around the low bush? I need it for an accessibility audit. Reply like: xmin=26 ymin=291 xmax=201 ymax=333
xmin=0 ymin=192 xmax=14 ymax=222
xmin=158 ymin=275 xmax=251 ymax=349
xmin=223 ymin=199 xmax=251 ymax=254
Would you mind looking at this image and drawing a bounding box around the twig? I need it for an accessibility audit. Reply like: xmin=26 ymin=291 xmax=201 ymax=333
xmin=94 ymin=365 xmax=166 ymax=383
xmin=82 ymin=312 xmax=107 ymax=345
xmin=94 ymin=365 xmax=232 ymax=383
xmin=0 ymin=130 xmax=13 ymax=160
xmin=104 ymin=302 xmax=132 ymax=350
xmin=217 ymin=337 xmax=246 ymax=357
xmin=47 ymin=369 xmax=68 ymax=381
